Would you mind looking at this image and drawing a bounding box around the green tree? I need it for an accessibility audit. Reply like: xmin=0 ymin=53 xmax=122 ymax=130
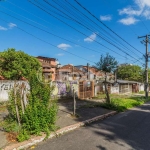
xmin=95 ymin=53 xmax=118 ymax=72
xmin=95 ymin=53 xmax=118 ymax=103
xmin=0 ymin=48 xmax=40 ymax=80
xmin=117 ymin=64 xmax=143 ymax=82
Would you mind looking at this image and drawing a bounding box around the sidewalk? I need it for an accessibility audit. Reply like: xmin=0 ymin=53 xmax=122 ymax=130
xmin=1 ymin=99 xmax=117 ymax=150
xmin=56 ymin=98 xmax=111 ymax=128
xmin=0 ymin=107 xmax=8 ymax=148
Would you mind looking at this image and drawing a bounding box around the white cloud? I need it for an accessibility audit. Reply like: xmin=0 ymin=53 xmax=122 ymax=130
xmin=57 ymin=43 xmax=71 ymax=50
xmin=0 ymin=26 xmax=7 ymax=31
xmin=118 ymin=0 xmax=150 ymax=23
xmin=0 ymin=22 xmax=17 ymax=31
xmin=57 ymin=53 xmax=64 ymax=56
xmin=118 ymin=17 xmax=139 ymax=25
xmin=142 ymin=9 xmax=150 ymax=19
xmin=84 ymin=33 xmax=97 ymax=42
xmin=135 ymin=0 xmax=150 ymax=8
xmin=8 ymin=23 xmax=17 ymax=29
xmin=118 ymin=6 xmax=142 ymax=16
xmin=100 ymin=15 xmax=112 ymax=21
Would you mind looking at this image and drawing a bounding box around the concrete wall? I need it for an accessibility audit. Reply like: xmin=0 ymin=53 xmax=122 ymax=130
xmin=0 ymin=80 xmax=29 ymax=102
xmin=111 ymin=85 xmax=119 ymax=94
xmin=139 ymin=84 xmax=144 ymax=91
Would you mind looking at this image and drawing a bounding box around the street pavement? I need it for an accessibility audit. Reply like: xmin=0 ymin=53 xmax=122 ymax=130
xmin=1 ymin=98 xmax=112 ymax=149
xmin=34 ymin=102 xmax=150 ymax=150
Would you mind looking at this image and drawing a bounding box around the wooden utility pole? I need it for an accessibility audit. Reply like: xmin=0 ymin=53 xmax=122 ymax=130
xmin=73 ymin=87 xmax=76 ymax=115
xmin=72 ymin=65 xmax=74 ymax=80
xmin=104 ymin=72 xmax=110 ymax=103
xmin=87 ymin=63 xmax=89 ymax=80
xmin=138 ymin=35 xmax=150 ymax=99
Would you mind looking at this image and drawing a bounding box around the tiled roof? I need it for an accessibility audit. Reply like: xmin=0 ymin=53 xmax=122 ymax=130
xmin=59 ymin=64 xmax=84 ymax=73
xmin=36 ymin=56 xmax=56 ymax=61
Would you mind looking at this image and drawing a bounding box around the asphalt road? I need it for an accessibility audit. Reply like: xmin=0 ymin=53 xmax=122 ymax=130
xmin=34 ymin=102 xmax=150 ymax=150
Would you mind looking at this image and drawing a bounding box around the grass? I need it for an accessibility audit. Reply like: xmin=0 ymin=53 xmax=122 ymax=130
xmin=100 ymin=96 xmax=147 ymax=112
xmin=138 ymin=91 xmax=145 ymax=94
xmin=89 ymin=95 xmax=149 ymax=112
xmin=92 ymin=93 xmax=131 ymax=100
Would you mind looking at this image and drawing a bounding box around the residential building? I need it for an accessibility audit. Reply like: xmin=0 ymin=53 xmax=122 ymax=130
xmin=75 ymin=65 xmax=114 ymax=81
xmin=36 ymin=56 xmax=59 ymax=81
xmin=56 ymin=64 xmax=86 ymax=81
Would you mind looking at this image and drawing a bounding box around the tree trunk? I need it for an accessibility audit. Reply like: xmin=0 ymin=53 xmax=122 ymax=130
xmin=104 ymin=72 xmax=111 ymax=103
xmin=14 ymin=82 xmax=21 ymax=126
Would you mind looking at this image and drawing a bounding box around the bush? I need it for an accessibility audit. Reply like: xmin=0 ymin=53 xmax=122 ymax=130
xmin=5 ymin=71 xmax=58 ymax=141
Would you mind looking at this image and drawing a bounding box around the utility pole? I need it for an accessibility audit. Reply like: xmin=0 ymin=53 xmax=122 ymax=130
xmin=72 ymin=65 xmax=74 ymax=80
xmin=73 ymin=87 xmax=76 ymax=115
xmin=87 ymin=63 xmax=90 ymax=80
xmin=138 ymin=34 xmax=150 ymax=99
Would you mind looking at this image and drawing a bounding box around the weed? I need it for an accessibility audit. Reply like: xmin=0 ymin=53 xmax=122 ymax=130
xmin=3 ymin=71 xmax=58 ymax=142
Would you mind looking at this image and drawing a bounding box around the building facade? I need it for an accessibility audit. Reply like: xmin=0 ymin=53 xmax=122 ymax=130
xmin=36 ymin=56 xmax=58 ymax=81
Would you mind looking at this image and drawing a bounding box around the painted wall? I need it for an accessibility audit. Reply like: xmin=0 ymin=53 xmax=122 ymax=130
xmin=0 ymin=80 xmax=29 ymax=102
xmin=52 ymin=81 xmax=78 ymax=97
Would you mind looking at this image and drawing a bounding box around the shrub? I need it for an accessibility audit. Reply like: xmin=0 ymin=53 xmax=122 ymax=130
xmin=5 ymin=71 xmax=58 ymax=141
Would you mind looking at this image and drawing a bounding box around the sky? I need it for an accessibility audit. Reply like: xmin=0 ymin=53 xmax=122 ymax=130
xmin=0 ymin=0 xmax=150 ymax=67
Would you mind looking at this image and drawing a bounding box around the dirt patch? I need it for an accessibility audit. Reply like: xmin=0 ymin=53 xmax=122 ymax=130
xmin=7 ymin=132 xmax=18 ymax=142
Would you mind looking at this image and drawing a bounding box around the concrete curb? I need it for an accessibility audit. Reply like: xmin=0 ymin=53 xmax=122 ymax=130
xmin=3 ymin=111 xmax=117 ymax=150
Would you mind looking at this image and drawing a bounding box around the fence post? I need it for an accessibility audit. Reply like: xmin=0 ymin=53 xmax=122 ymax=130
xmin=73 ymin=87 xmax=76 ymax=115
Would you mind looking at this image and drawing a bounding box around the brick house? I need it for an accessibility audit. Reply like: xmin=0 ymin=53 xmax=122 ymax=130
xmin=36 ymin=56 xmax=59 ymax=81
xmin=75 ymin=65 xmax=110 ymax=81
xmin=56 ymin=64 xmax=86 ymax=81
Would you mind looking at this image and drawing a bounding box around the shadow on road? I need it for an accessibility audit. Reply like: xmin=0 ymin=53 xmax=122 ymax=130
xmin=86 ymin=102 xmax=150 ymax=150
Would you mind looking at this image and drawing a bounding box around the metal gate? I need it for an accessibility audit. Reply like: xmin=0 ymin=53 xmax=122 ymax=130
xmin=78 ymin=81 xmax=94 ymax=99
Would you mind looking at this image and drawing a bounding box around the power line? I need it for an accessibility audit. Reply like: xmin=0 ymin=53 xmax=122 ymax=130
xmin=74 ymin=0 xmax=143 ymax=55
xmin=102 ymin=0 xmax=140 ymax=38
xmin=2 ymin=0 xmax=137 ymax=62
xmin=4 ymin=0 xmax=81 ymax=41
xmin=0 ymin=17 xmax=96 ymax=64
xmin=43 ymin=0 xmax=137 ymax=57
xmin=138 ymin=34 xmax=150 ymax=99
xmin=30 ymin=0 xmax=143 ymax=64
xmin=41 ymin=0 xmax=143 ymax=63
xmin=138 ymin=0 xmax=150 ymax=33
xmin=1 ymin=0 xmax=143 ymax=65
xmin=61 ymin=0 xmax=141 ymax=57
xmin=0 ymin=10 xmax=127 ymax=60
xmin=28 ymin=0 xmax=136 ymax=61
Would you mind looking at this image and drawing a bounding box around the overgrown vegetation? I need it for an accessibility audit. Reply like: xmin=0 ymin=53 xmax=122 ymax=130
xmin=3 ymin=72 xmax=58 ymax=142
xmin=91 ymin=95 xmax=148 ymax=112
xmin=0 ymin=48 xmax=40 ymax=80
xmin=100 ymin=97 xmax=146 ymax=112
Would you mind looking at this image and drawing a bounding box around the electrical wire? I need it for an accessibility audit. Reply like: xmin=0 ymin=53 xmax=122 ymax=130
xmin=74 ymin=0 xmax=143 ymax=55
xmin=0 ymin=10 xmax=127 ymax=60
xmin=0 ymin=17 xmax=96 ymax=64
xmin=29 ymin=0 xmax=143 ymax=64
xmin=28 ymin=0 xmax=136 ymax=61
